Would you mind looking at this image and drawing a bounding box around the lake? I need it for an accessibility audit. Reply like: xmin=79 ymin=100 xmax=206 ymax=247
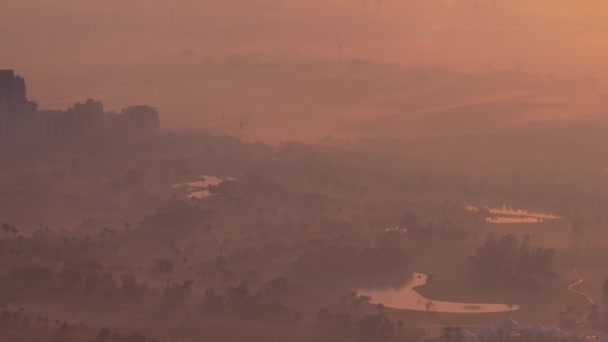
xmin=360 ymin=273 xmax=520 ymax=313
xmin=486 ymin=217 xmax=544 ymax=224
xmin=171 ymin=175 xmax=236 ymax=199
xmin=467 ymin=205 xmax=563 ymax=224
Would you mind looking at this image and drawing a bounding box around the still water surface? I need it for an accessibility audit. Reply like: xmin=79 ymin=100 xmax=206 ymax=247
xmin=361 ymin=273 xmax=520 ymax=313
xmin=172 ymin=175 xmax=236 ymax=199
xmin=467 ymin=205 xmax=563 ymax=224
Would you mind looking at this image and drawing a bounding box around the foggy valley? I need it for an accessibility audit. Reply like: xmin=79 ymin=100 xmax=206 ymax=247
xmin=2 ymin=1 xmax=608 ymax=342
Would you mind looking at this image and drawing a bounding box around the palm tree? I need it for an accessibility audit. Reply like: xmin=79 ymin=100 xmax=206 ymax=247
xmin=97 ymin=328 xmax=112 ymax=342
xmin=397 ymin=320 xmax=404 ymax=333
xmin=354 ymin=295 xmax=371 ymax=314
xmin=339 ymin=291 xmax=357 ymax=308
xmin=2 ymin=223 xmax=10 ymax=240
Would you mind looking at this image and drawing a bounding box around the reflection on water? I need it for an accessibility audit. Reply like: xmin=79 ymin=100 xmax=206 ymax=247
xmin=171 ymin=175 xmax=236 ymax=199
xmin=486 ymin=217 xmax=543 ymax=224
xmin=467 ymin=205 xmax=563 ymax=224
xmin=361 ymin=273 xmax=519 ymax=313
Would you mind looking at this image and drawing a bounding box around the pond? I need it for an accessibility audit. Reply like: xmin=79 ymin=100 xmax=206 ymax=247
xmin=467 ymin=205 xmax=563 ymax=224
xmin=360 ymin=273 xmax=520 ymax=313
xmin=171 ymin=175 xmax=236 ymax=199
xmin=486 ymin=217 xmax=544 ymax=224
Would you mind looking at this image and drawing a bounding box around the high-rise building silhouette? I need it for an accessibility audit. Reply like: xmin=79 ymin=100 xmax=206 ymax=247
xmin=1 ymin=70 xmax=159 ymax=141
xmin=0 ymin=70 xmax=37 ymax=136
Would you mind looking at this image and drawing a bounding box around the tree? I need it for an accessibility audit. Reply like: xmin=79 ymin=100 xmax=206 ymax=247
xmin=60 ymin=268 xmax=83 ymax=289
xmin=120 ymin=274 xmax=148 ymax=297
xmin=316 ymin=308 xmax=352 ymax=334
xmin=470 ymin=234 xmax=554 ymax=292
xmin=1 ymin=310 xmax=11 ymax=322
xmin=356 ymin=313 xmax=395 ymax=340
xmin=151 ymin=259 xmax=174 ymax=274
xmin=84 ymin=273 xmax=101 ymax=294
xmin=442 ymin=326 xmax=455 ymax=342
xmin=453 ymin=327 xmax=465 ymax=342
xmin=97 ymin=328 xmax=112 ymax=342
xmin=201 ymin=288 xmax=224 ymax=315
xmin=588 ymin=307 xmax=600 ymax=328
xmin=225 ymin=285 xmax=250 ymax=313
xmin=262 ymin=275 xmax=289 ymax=296
xmin=127 ymin=331 xmax=146 ymax=342
xmin=162 ymin=279 xmax=193 ymax=303
xmin=50 ymin=322 xmax=70 ymax=342
xmin=339 ymin=291 xmax=371 ymax=314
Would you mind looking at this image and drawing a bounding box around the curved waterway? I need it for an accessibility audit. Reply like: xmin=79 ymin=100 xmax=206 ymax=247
xmin=567 ymin=269 xmax=596 ymax=324
xmin=568 ymin=269 xmax=595 ymax=306
xmin=360 ymin=273 xmax=520 ymax=313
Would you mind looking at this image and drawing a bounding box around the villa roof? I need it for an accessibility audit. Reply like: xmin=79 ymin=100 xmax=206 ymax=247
xmin=460 ymin=329 xmax=473 ymax=336
xmin=526 ymin=324 xmax=546 ymax=335
xmin=546 ymin=324 xmax=568 ymax=338
xmin=478 ymin=326 xmax=498 ymax=337
xmin=496 ymin=317 xmax=519 ymax=330
xmin=506 ymin=332 xmax=521 ymax=341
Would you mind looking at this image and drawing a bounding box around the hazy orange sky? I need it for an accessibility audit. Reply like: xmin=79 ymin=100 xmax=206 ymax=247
xmin=2 ymin=0 xmax=608 ymax=136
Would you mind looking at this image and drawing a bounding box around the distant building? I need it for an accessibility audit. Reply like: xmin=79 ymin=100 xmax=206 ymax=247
xmin=477 ymin=326 xmax=499 ymax=342
xmin=69 ymin=99 xmax=105 ymax=117
xmin=120 ymin=105 xmax=160 ymax=134
xmin=460 ymin=330 xmax=481 ymax=342
xmin=0 ymin=70 xmax=37 ymax=136
xmin=468 ymin=318 xmax=571 ymax=342
xmin=496 ymin=317 xmax=519 ymax=337
xmin=61 ymin=99 xmax=106 ymax=135
xmin=0 ymin=70 xmax=160 ymax=143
